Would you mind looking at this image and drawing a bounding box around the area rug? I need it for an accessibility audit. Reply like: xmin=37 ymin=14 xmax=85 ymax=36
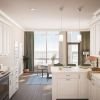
xmin=26 ymin=74 xmax=52 ymax=85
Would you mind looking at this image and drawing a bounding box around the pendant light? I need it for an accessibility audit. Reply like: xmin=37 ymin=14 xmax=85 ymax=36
xmin=77 ymin=7 xmax=82 ymax=42
xmin=59 ymin=6 xmax=64 ymax=42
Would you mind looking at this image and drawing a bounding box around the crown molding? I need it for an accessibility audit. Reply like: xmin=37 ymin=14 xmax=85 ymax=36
xmin=0 ymin=10 xmax=24 ymax=30
xmin=90 ymin=8 xmax=100 ymax=26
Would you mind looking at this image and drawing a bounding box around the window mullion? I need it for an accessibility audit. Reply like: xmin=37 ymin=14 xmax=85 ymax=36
xmin=46 ymin=32 xmax=47 ymax=64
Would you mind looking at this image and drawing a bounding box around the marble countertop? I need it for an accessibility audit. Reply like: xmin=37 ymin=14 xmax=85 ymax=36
xmin=51 ymin=66 xmax=91 ymax=73
xmin=92 ymin=73 xmax=100 ymax=80
xmin=0 ymin=71 xmax=10 ymax=79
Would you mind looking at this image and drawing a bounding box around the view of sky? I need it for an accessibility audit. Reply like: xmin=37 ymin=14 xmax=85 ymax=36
xmin=34 ymin=31 xmax=59 ymax=65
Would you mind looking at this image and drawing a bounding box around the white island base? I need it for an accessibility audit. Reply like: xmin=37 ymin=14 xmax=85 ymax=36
xmin=51 ymin=67 xmax=90 ymax=100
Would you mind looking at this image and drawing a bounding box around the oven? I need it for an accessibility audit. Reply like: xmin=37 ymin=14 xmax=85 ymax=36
xmin=0 ymin=73 xmax=9 ymax=100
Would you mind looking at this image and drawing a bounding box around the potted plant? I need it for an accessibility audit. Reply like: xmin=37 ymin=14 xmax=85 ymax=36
xmin=51 ymin=54 xmax=56 ymax=65
xmin=23 ymin=56 xmax=29 ymax=73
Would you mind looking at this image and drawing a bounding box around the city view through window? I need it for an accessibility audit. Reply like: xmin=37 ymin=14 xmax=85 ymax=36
xmin=34 ymin=31 xmax=59 ymax=65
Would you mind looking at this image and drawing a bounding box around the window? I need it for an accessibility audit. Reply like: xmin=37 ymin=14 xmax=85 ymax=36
xmin=34 ymin=31 xmax=59 ymax=65
xmin=67 ymin=43 xmax=79 ymax=65
xmin=67 ymin=31 xmax=81 ymax=65
xmin=67 ymin=31 xmax=81 ymax=42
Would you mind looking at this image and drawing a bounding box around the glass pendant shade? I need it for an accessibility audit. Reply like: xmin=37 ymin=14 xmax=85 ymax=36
xmin=77 ymin=7 xmax=82 ymax=42
xmin=59 ymin=34 xmax=63 ymax=42
xmin=59 ymin=6 xmax=64 ymax=42
xmin=77 ymin=33 xmax=81 ymax=42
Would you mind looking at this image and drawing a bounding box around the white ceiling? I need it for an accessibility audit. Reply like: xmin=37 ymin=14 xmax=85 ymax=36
xmin=0 ymin=0 xmax=100 ymax=31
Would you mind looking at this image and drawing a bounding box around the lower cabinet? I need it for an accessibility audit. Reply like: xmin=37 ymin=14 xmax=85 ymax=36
xmin=89 ymin=80 xmax=96 ymax=100
xmin=89 ymin=79 xmax=100 ymax=100
xmin=96 ymin=83 xmax=100 ymax=100
xmin=79 ymin=73 xmax=89 ymax=99
xmin=57 ymin=79 xmax=79 ymax=99
xmin=9 ymin=68 xmax=19 ymax=99
xmin=9 ymin=72 xmax=13 ymax=98
xmin=52 ymin=72 xmax=89 ymax=100
xmin=52 ymin=72 xmax=100 ymax=100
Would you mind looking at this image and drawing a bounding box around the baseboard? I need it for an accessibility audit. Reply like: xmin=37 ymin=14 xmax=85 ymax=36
xmin=56 ymin=99 xmax=88 ymax=100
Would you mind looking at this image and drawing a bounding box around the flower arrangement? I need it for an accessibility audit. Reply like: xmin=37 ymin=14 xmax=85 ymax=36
xmin=87 ymin=56 xmax=97 ymax=62
xmin=87 ymin=56 xmax=97 ymax=67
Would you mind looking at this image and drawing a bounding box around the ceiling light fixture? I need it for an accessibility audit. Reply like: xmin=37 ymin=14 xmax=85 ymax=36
xmin=77 ymin=7 xmax=82 ymax=42
xmin=59 ymin=6 xmax=64 ymax=42
xmin=31 ymin=8 xmax=36 ymax=11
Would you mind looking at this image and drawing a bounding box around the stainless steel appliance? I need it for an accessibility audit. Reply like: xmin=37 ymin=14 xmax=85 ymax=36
xmin=0 ymin=72 xmax=9 ymax=100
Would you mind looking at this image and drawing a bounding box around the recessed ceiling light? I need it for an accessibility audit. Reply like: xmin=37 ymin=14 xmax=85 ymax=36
xmin=31 ymin=8 xmax=36 ymax=11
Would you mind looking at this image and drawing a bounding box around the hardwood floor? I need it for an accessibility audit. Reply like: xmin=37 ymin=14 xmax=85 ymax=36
xmin=11 ymin=84 xmax=52 ymax=100
xmin=11 ymin=73 xmax=52 ymax=100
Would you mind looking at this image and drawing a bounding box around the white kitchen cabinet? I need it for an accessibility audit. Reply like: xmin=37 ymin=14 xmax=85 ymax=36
xmin=90 ymin=22 xmax=100 ymax=55
xmin=52 ymin=75 xmax=58 ymax=100
xmin=52 ymin=67 xmax=90 ymax=100
xmin=89 ymin=79 xmax=97 ymax=100
xmin=90 ymin=9 xmax=100 ymax=56
xmin=52 ymin=72 xmax=80 ymax=100
xmin=14 ymin=66 xmax=19 ymax=91
xmin=9 ymin=72 xmax=13 ymax=98
xmin=0 ymin=21 xmax=3 ymax=55
xmin=79 ymin=72 xmax=89 ymax=99
xmin=96 ymin=82 xmax=100 ymax=100
xmin=89 ymin=76 xmax=100 ymax=100
xmin=88 ymin=80 xmax=91 ymax=100
xmin=95 ymin=23 xmax=100 ymax=55
xmin=90 ymin=24 xmax=96 ymax=55
xmin=57 ymin=78 xmax=79 ymax=99
xmin=0 ymin=21 xmax=10 ymax=56
xmin=9 ymin=67 xmax=19 ymax=99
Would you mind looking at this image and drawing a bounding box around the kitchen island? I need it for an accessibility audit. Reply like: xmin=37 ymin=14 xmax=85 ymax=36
xmin=51 ymin=66 xmax=91 ymax=100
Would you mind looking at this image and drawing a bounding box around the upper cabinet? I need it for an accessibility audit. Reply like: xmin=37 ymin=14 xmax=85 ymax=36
xmin=90 ymin=9 xmax=100 ymax=56
xmin=0 ymin=22 xmax=3 ymax=54
xmin=0 ymin=21 xmax=10 ymax=56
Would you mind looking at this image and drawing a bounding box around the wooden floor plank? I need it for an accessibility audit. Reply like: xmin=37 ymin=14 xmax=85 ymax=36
xmin=11 ymin=84 xmax=52 ymax=100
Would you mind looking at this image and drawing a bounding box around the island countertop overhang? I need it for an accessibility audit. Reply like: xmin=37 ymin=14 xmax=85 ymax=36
xmin=51 ymin=66 xmax=91 ymax=73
